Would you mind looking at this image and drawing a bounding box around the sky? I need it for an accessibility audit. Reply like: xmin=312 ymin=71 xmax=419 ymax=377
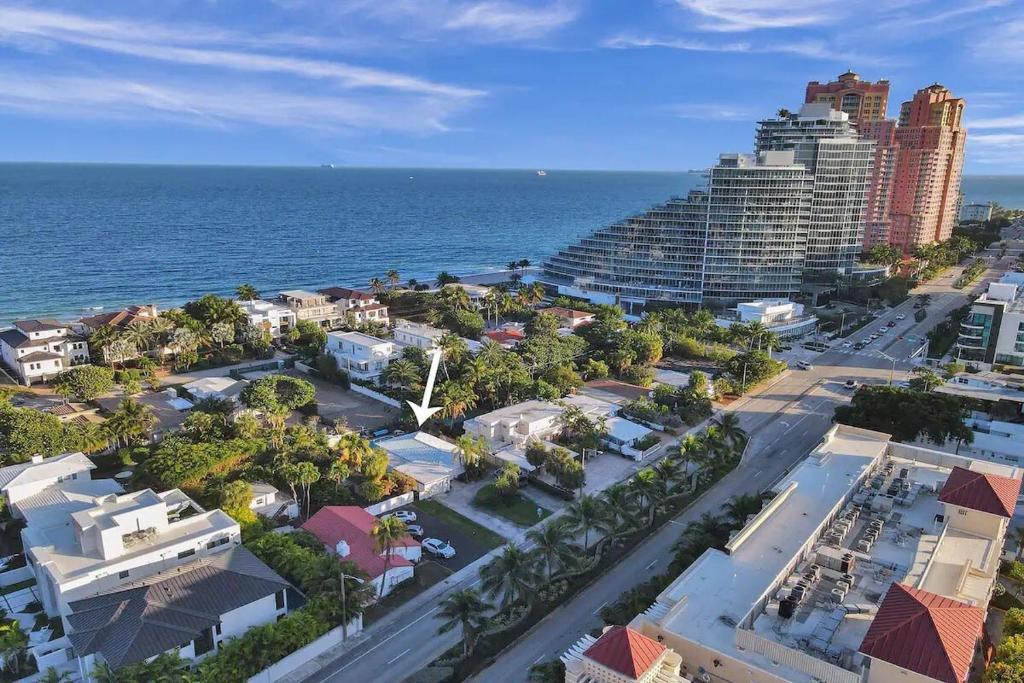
xmin=0 ymin=0 xmax=1021 ymax=172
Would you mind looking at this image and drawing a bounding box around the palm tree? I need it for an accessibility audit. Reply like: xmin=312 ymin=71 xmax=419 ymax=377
xmin=454 ymin=434 xmax=486 ymax=478
xmin=236 ymin=283 xmax=259 ymax=300
xmin=678 ymin=512 xmax=727 ymax=550
xmin=629 ymin=468 xmax=666 ymax=524
xmin=121 ymin=319 xmax=153 ymax=355
xmin=0 ymin=621 xmax=27 ymax=674
xmin=337 ymin=432 xmax=373 ymax=469
xmin=39 ymin=667 xmax=71 ymax=683
xmin=371 ymin=516 xmax=408 ymax=597
xmin=1014 ymin=526 xmax=1024 ymax=561
xmin=88 ymin=324 xmax=121 ymax=365
xmin=437 ymin=589 xmax=491 ymax=658
xmin=437 ymin=381 xmax=477 ymax=425
xmin=369 ymin=277 xmax=386 ymax=295
xmin=713 ymin=413 xmax=746 ymax=449
xmin=722 ymin=493 xmax=763 ymax=527
xmin=601 ymin=483 xmax=640 ymax=532
xmin=506 ymin=260 xmax=520 ymax=274
xmin=386 ymin=269 xmax=401 ymax=288
xmin=526 ymin=520 xmax=578 ymax=579
xmin=309 ymin=557 xmax=372 ymax=635
xmin=517 ymin=258 xmax=531 ymax=270
xmin=105 ymin=397 xmax=156 ymax=447
xmin=652 ymin=457 xmax=683 ymax=492
xmin=436 ymin=271 xmax=461 ymax=286
xmin=295 ymin=461 xmax=320 ymax=519
xmin=382 ymin=359 xmax=421 ymax=391
xmin=327 ymin=460 xmax=351 ymax=491
xmin=438 ymin=333 xmax=469 ymax=378
xmin=910 ymin=367 xmax=944 ymax=392
xmin=479 ymin=545 xmax=540 ymax=609
xmin=566 ymin=494 xmax=610 ymax=552
xmin=71 ymin=423 xmax=110 ymax=454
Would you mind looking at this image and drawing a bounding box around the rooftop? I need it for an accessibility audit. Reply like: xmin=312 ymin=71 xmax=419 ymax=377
xmin=14 ymin=319 xmax=67 ymax=333
xmin=378 ymin=432 xmax=462 ymax=484
xmin=183 ymin=376 xmax=247 ymax=397
xmin=327 ymin=330 xmax=393 ymax=348
xmin=17 ymin=479 xmax=125 ymax=529
xmin=318 ymin=286 xmax=377 ymax=301
xmin=938 ymin=466 xmax=1020 ymax=517
xmin=279 ymin=289 xmax=324 ymax=300
xmin=583 ymin=625 xmax=666 ymax=680
xmin=0 ymin=452 xmax=94 ymax=491
xmin=302 ymin=506 xmax=417 ymax=579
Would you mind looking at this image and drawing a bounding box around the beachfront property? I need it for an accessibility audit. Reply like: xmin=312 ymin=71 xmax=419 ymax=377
xmin=610 ymin=424 xmax=1020 ymax=683
xmin=249 ymin=481 xmax=300 ymax=521
xmin=392 ymin=319 xmax=483 ymax=354
xmin=954 ymin=278 xmax=1024 ymax=368
xmin=715 ymin=299 xmax=818 ymax=340
xmin=536 ymin=306 xmax=596 ymax=330
xmin=464 ymin=395 xmax=620 ymax=448
xmin=76 ymin=305 xmax=165 ymax=362
xmin=318 ymin=286 xmax=390 ymax=326
xmin=377 ymin=431 xmax=464 ymax=498
xmin=326 ymin=330 xmax=398 ymax=382
xmin=0 ymin=319 xmax=90 ymax=385
xmin=239 ymin=299 xmax=297 ymax=338
xmin=427 ymin=283 xmax=492 ymax=309
xmin=302 ymin=506 xmax=420 ymax=598
xmin=278 ymin=290 xmax=335 ymax=327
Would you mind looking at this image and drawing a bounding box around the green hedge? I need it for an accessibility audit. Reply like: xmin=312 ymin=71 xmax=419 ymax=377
xmin=142 ymin=438 xmax=264 ymax=488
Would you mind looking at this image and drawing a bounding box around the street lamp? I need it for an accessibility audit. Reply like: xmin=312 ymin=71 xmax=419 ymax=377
xmin=338 ymin=570 xmax=364 ymax=641
xmin=876 ymin=351 xmax=898 ymax=386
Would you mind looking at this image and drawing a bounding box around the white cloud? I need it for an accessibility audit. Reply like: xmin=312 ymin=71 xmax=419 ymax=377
xmin=967 ymin=133 xmax=1024 ymax=166
xmin=672 ymin=0 xmax=841 ymax=32
xmin=602 ymin=34 xmax=877 ymax=63
xmin=969 ymin=114 xmax=1024 ymax=130
xmin=664 ymin=103 xmax=755 ymax=120
xmin=445 ymin=1 xmax=579 ymax=39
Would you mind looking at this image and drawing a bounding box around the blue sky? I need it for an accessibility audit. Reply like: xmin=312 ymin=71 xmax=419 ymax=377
xmin=0 ymin=0 xmax=1020 ymax=172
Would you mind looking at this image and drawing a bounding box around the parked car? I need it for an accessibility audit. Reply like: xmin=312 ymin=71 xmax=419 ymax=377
xmin=887 ymin=321 xmax=897 ymax=327
xmin=383 ymin=510 xmax=417 ymax=523
xmin=796 ymin=360 xmax=813 ymax=370
xmin=423 ymin=538 xmax=456 ymax=559
xmin=842 ymin=341 xmax=853 ymax=348
xmin=844 ymin=380 xmax=859 ymax=389
xmin=895 ymin=314 xmax=906 ymax=320
xmin=853 ymin=342 xmax=865 ymax=350
xmin=406 ymin=524 xmax=424 ymax=538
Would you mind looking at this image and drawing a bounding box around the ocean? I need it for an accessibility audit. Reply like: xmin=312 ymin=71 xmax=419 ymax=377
xmin=1 ymin=163 xmax=1021 ymax=325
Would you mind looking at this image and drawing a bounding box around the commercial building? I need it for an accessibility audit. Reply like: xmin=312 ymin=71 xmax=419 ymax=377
xmin=239 ymin=299 xmax=297 ymax=338
xmin=714 ymin=299 xmax=818 ymax=340
xmin=618 ymin=424 xmax=1020 ymax=683
xmin=326 ymin=330 xmax=398 ymax=382
xmin=755 ymin=103 xmax=875 ymax=278
xmin=960 ymin=203 xmax=994 ymax=223
xmin=0 ymin=319 xmax=90 ymax=385
xmin=540 ymin=151 xmax=814 ymax=311
xmin=955 ymin=280 xmax=1024 ymax=368
xmin=889 ymin=85 xmax=967 ymax=251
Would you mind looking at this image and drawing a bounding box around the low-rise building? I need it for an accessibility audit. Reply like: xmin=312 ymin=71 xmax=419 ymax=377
xmin=319 ymin=287 xmax=390 ymax=327
xmin=0 ymin=319 xmax=90 ymax=385
xmin=484 ymin=325 xmax=525 ymax=348
xmin=393 ymin=320 xmax=482 ymax=354
xmin=239 ymin=299 xmax=297 ymax=338
xmin=621 ymin=424 xmax=1021 ymax=683
xmin=326 ymin=331 xmax=397 ymax=382
xmin=715 ymin=299 xmax=818 ymax=340
xmin=935 ymin=371 xmax=1024 ymax=411
xmin=464 ymin=396 xmax=619 ymax=448
xmin=249 ymin=482 xmax=299 ymax=521
xmin=537 ymin=307 xmax=596 ymax=330
xmin=960 ymin=202 xmax=994 ymax=223
xmin=0 ymin=452 xmax=102 ymax=515
xmin=67 ymin=546 xmax=290 ymax=669
xmin=302 ymin=506 xmax=420 ymax=597
xmin=562 ymin=625 xmax=690 ymax=683
xmin=96 ymin=389 xmax=193 ymax=443
xmin=377 ymin=432 xmax=464 ymax=498
xmin=76 ymin=305 xmax=160 ymax=336
xmin=183 ymin=376 xmax=248 ymax=403
xmin=278 ymin=290 xmax=335 ymax=327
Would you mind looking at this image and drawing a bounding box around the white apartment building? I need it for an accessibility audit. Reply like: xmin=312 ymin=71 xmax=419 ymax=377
xmin=464 ymin=395 xmax=619 ymax=448
xmin=22 ymin=486 xmax=240 ymax=616
xmin=319 ymin=286 xmax=390 ymax=326
xmin=278 ymin=290 xmax=335 ymax=327
xmin=715 ymin=298 xmax=818 ymax=340
xmin=239 ymin=299 xmax=297 ymax=338
xmin=955 ymin=279 xmax=1024 ymax=368
xmin=621 ymin=424 xmax=1020 ymax=683
xmin=960 ymin=203 xmax=994 ymax=223
xmin=0 ymin=319 xmax=90 ymax=385
xmin=326 ymin=330 xmax=397 ymax=382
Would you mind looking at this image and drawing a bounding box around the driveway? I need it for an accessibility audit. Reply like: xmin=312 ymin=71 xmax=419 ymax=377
xmin=403 ymin=501 xmax=499 ymax=572
xmin=288 ymin=371 xmax=398 ymax=431
xmin=438 ymin=478 xmax=546 ymax=541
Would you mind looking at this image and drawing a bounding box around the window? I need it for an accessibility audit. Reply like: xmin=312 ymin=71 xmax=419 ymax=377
xmin=205 ymin=537 xmax=229 ymax=550
xmin=193 ymin=628 xmax=215 ymax=656
xmin=275 ymin=590 xmax=286 ymax=610
xmin=215 ymin=622 xmax=222 ymax=636
xmin=178 ymin=548 xmax=196 ymax=559
xmin=119 ymin=570 xmax=130 ymax=579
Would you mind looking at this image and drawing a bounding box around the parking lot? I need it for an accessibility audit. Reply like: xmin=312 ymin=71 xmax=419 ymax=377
xmin=392 ymin=500 xmax=503 ymax=572
xmin=286 ymin=370 xmax=399 ymax=431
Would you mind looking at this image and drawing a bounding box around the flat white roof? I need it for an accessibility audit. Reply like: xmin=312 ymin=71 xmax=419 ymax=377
xmin=379 ymin=432 xmax=463 ymax=484
xmin=327 ymin=330 xmax=392 ymax=348
xmin=605 ymin=416 xmax=652 ymax=443
xmin=0 ymin=452 xmax=93 ymax=490
xmin=183 ymin=376 xmax=244 ymax=394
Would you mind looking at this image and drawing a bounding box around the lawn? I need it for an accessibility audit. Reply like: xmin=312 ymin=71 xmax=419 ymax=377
xmin=472 ymin=483 xmax=552 ymax=527
xmin=415 ymin=499 xmax=505 ymax=549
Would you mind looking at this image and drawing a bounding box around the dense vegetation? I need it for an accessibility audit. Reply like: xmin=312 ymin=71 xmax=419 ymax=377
xmin=833 ymin=385 xmax=972 ymax=445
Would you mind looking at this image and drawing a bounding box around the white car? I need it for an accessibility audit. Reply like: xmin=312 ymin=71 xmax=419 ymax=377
xmin=842 ymin=341 xmax=853 ymax=348
xmin=895 ymin=314 xmax=906 ymax=321
xmin=796 ymin=360 xmax=813 ymax=370
xmin=423 ymin=538 xmax=456 ymax=559
xmin=877 ymin=328 xmax=888 ymax=334
xmin=383 ymin=510 xmax=417 ymax=524
xmin=406 ymin=524 xmax=424 ymax=538
xmin=844 ymin=380 xmax=859 ymax=389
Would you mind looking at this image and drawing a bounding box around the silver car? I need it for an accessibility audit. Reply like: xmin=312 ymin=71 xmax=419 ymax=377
xmin=422 ymin=538 xmax=456 ymax=559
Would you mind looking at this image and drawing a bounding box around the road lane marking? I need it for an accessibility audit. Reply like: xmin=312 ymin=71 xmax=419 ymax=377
xmin=593 ymin=600 xmax=609 ymax=615
xmin=533 ymin=655 xmax=546 ymax=664
xmin=645 ymin=559 xmax=658 ymax=570
xmin=329 ymin=605 xmax=442 ymax=676
xmin=387 ymin=648 xmax=411 ymax=665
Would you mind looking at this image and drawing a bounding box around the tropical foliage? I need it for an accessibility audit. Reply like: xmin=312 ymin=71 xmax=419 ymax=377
xmin=834 ymin=385 xmax=972 ymax=445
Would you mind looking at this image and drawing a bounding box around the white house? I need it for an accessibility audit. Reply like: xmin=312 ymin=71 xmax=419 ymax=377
xmin=464 ymin=396 xmax=619 ymax=448
xmin=326 ymin=331 xmax=397 ymax=382
xmin=183 ymin=376 xmax=248 ymax=403
xmin=318 ymin=287 xmax=390 ymax=326
xmin=392 ymin=320 xmax=483 ymax=354
xmin=239 ymin=299 xmax=297 ymax=338
xmin=536 ymin=306 xmax=596 ymax=330
xmin=66 ymin=546 xmax=291 ymax=670
xmin=377 ymin=432 xmax=464 ymax=498
xmin=278 ymin=290 xmax=335 ymax=327
xmin=21 ymin=487 xmax=240 ymax=616
xmin=249 ymin=482 xmax=299 ymax=521
xmin=0 ymin=453 xmax=104 ymax=515
xmin=302 ymin=506 xmax=420 ymax=598
xmin=715 ymin=298 xmax=818 ymax=340
xmin=0 ymin=319 xmax=90 ymax=385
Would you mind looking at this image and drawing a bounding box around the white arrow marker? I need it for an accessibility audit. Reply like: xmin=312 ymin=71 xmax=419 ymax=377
xmin=407 ymin=347 xmax=443 ymax=426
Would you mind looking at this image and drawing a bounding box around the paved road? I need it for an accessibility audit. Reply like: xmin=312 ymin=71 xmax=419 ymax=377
xmin=309 ymin=260 xmax=999 ymax=683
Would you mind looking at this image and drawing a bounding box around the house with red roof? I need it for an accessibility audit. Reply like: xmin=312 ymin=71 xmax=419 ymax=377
xmin=302 ymin=506 xmax=420 ymax=598
xmin=562 ymin=625 xmax=687 ymax=682
xmin=938 ymin=465 xmax=1020 ymax=539
xmin=537 ymin=306 xmax=596 ymax=330
xmin=484 ymin=325 xmax=525 ymax=348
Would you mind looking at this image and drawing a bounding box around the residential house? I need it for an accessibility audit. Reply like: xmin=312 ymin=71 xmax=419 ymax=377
xmin=239 ymin=299 xmax=297 ymax=338
xmin=302 ymin=506 xmax=420 ymax=598
xmin=603 ymin=417 xmax=656 ymax=460
xmin=464 ymin=395 xmax=618 ymax=448
xmin=21 ymin=487 xmax=240 ymax=616
xmin=377 ymin=432 xmax=464 ymax=498
xmin=249 ymin=482 xmax=299 ymax=521
xmin=537 ymin=306 xmax=596 ymax=330
xmin=319 ymin=287 xmax=390 ymax=327
xmin=0 ymin=319 xmax=90 ymax=385
xmin=428 ymin=283 xmax=491 ymax=309
xmin=183 ymin=376 xmax=248 ymax=404
xmin=77 ymin=305 xmax=159 ymax=336
xmin=45 ymin=402 xmax=106 ymax=430
xmin=562 ymin=625 xmax=689 ymax=683
xmin=393 ymin=320 xmax=483 ymax=354
xmin=0 ymin=453 xmax=105 ymax=516
xmin=67 ymin=546 xmax=291 ymax=670
xmin=96 ymin=389 xmax=193 ymax=443
xmin=484 ymin=325 xmax=525 ymax=349
xmin=326 ymin=331 xmax=397 ymax=382
xmin=619 ymin=424 xmax=1021 ymax=683
xmin=278 ymin=290 xmax=335 ymax=328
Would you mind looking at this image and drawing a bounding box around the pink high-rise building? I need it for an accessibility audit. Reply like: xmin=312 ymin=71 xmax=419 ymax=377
xmin=805 ymin=71 xmax=890 ymax=124
xmin=889 ymin=84 xmax=966 ymax=250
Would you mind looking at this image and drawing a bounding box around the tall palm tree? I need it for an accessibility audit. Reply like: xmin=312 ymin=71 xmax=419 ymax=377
xmin=479 ymin=545 xmax=540 ymax=609
xmin=105 ymin=397 xmax=156 ymax=447
xmin=71 ymin=423 xmax=110 ymax=454
xmin=295 ymin=461 xmax=320 ymax=519
xmin=327 ymin=460 xmax=351 ymax=491
xmin=371 ymin=516 xmax=408 ymax=597
xmin=382 ymin=359 xmax=421 ymax=391
xmin=437 ymin=589 xmax=491 ymax=658
xmin=369 ymin=277 xmax=386 ymax=295
xmin=629 ymin=468 xmax=666 ymax=522
xmin=337 ymin=432 xmax=373 ymax=469
xmin=437 ymin=333 xmax=469 ymax=378
xmin=722 ymin=493 xmax=763 ymax=527
xmin=236 ymin=283 xmax=259 ymax=301
xmin=454 ymin=434 xmax=485 ymax=478
xmin=121 ymin=319 xmax=153 ymax=356
xmin=386 ymin=269 xmax=401 ymax=288
xmin=525 ymin=520 xmax=579 ymax=579
xmin=88 ymin=324 xmax=121 ymax=365
xmin=437 ymin=381 xmax=477 ymax=425
xmin=713 ymin=413 xmax=746 ymax=449
xmin=566 ymin=494 xmax=610 ymax=552
xmin=652 ymin=457 xmax=683 ymax=493
xmin=601 ymin=483 xmax=640 ymax=533
xmin=506 ymin=260 xmax=519 ymax=274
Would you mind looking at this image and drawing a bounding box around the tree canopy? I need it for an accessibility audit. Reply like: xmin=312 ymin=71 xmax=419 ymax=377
xmin=241 ymin=375 xmax=316 ymax=412
xmin=834 ymin=386 xmax=972 ymax=445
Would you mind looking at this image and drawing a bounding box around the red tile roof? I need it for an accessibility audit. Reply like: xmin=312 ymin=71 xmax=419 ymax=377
xmin=538 ymin=306 xmax=595 ymax=320
xmin=485 ymin=329 xmax=524 ymax=344
xmin=938 ymin=466 xmax=1021 ymax=518
xmin=318 ymin=287 xmax=377 ymax=302
xmin=583 ymin=626 xmax=665 ymax=680
xmin=859 ymin=584 xmax=984 ymax=683
xmin=301 ymin=506 xmax=418 ymax=580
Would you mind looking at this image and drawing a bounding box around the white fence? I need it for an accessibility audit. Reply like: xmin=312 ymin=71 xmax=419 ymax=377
xmin=364 ymin=492 xmax=416 ymax=516
xmin=734 ymin=628 xmax=862 ymax=683
xmin=247 ymin=616 xmax=362 ymax=683
xmin=0 ymin=566 xmax=33 ymax=588
xmin=349 ymin=383 xmax=403 ymax=408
